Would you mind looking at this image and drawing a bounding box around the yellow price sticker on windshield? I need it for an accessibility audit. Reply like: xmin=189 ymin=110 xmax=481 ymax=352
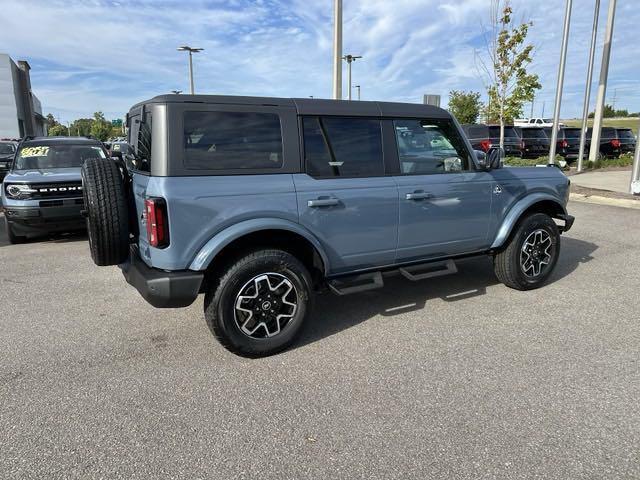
xmin=20 ymin=146 xmax=50 ymax=157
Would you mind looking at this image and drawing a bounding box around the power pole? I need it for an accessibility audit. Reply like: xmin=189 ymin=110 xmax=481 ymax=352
xmin=342 ymin=55 xmax=362 ymax=101
xmin=548 ymin=0 xmax=573 ymax=165
xmin=332 ymin=0 xmax=342 ymax=100
xmin=589 ymin=0 xmax=617 ymax=163
xmin=577 ymin=0 xmax=601 ymax=172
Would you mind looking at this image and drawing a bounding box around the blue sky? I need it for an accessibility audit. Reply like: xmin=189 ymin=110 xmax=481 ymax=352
xmin=1 ymin=0 xmax=639 ymax=122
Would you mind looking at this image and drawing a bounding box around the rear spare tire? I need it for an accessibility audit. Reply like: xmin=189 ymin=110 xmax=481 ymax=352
xmin=81 ymin=158 xmax=129 ymax=266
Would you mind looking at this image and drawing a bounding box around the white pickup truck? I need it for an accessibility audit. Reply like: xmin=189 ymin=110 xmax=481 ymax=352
xmin=515 ymin=118 xmax=565 ymax=127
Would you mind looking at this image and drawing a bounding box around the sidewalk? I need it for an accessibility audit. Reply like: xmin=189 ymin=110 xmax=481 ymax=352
xmin=568 ymin=168 xmax=640 ymax=209
xmin=570 ymin=169 xmax=633 ymax=194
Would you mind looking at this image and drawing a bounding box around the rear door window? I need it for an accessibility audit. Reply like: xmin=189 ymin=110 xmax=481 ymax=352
xmin=302 ymin=117 xmax=384 ymax=178
xmin=488 ymin=126 xmax=519 ymax=139
xmin=521 ymin=128 xmax=547 ymax=139
xmin=183 ymin=111 xmax=283 ymax=170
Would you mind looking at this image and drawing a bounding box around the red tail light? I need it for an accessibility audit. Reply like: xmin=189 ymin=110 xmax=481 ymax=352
xmin=145 ymin=198 xmax=169 ymax=248
xmin=480 ymin=139 xmax=491 ymax=152
xmin=611 ymin=139 xmax=620 ymax=148
xmin=561 ymin=139 xmax=568 ymax=148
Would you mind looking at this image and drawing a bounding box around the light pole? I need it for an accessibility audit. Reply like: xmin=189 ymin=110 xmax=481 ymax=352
xmin=631 ymin=118 xmax=640 ymax=195
xmin=577 ymin=0 xmax=601 ymax=172
xmin=355 ymin=85 xmax=361 ymax=101
xmin=588 ymin=0 xmax=617 ymax=163
xmin=548 ymin=0 xmax=572 ymax=165
xmin=342 ymin=55 xmax=362 ymax=101
xmin=332 ymin=0 xmax=342 ymax=100
xmin=177 ymin=46 xmax=203 ymax=95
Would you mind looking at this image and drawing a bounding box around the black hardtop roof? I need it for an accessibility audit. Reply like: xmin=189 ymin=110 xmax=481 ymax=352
xmin=21 ymin=136 xmax=103 ymax=146
xmin=132 ymin=94 xmax=451 ymax=118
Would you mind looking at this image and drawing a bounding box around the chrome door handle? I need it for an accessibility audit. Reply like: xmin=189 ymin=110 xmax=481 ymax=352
xmin=405 ymin=192 xmax=433 ymax=201
xmin=308 ymin=198 xmax=340 ymax=207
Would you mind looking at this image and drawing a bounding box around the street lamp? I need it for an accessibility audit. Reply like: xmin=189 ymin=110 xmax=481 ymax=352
xmin=342 ymin=54 xmax=362 ymax=101
xmin=171 ymin=90 xmax=182 ymax=95
xmin=177 ymin=46 xmax=204 ymax=95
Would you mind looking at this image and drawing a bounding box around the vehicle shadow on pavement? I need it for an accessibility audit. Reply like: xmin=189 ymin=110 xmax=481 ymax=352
xmin=0 ymin=215 xmax=87 ymax=247
xmin=298 ymin=237 xmax=597 ymax=348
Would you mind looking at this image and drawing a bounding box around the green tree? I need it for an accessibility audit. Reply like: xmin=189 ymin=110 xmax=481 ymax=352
xmin=477 ymin=1 xmax=541 ymax=147
xmin=90 ymin=112 xmax=112 ymax=141
xmin=48 ymin=124 xmax=69 ymax=136
xmin=448 ymin=90 xmax=482 ymax=124
xmin=70 ymin=118 xmax=93 ymax=137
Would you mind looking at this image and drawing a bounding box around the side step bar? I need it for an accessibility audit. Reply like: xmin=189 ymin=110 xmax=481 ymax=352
xmin=327 ymin=259 xmax=459 ymax=295
xmin=328 ymin=271 xmax=384 ymax=296
xmin=399 ymin=259 xmax=457 ymax=281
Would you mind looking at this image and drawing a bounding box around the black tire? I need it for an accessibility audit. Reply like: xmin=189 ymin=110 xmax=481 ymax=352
xmin=5 ymin=217 xmax=27 ymax=244
xmin=494 ymin=213 xmax=560 ymax=290
xmin=81 ymin=158 xmax=129 ymax=266
xmin=204 ymin=249 xmax=313 ymax=357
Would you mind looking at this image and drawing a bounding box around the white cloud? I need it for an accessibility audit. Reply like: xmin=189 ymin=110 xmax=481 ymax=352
xmin=0 ymin=0 xmax=638 ymax=120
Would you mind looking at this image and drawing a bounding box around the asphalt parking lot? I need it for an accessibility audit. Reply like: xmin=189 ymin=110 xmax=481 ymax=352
xmin=1 ymin=201 xmax=639 ymax=479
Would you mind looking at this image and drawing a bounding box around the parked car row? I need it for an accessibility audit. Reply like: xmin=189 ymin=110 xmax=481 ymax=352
xmin=462 ymin=124 xmax=636 ymax=161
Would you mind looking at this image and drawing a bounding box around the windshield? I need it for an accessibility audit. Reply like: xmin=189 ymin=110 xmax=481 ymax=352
xmin=14 ymin=144 xmax=106 ymax=170
xmin=521 ymin=128 xmax=548 ymax=139
xmin=0 ymin=143 xmax=16 ymax=155
xmin=617 ymin=129 xmax=635 ymax=139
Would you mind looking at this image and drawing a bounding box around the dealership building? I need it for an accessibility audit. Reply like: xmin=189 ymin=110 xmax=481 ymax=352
xmin=0 ymin=53 xmax=47 ymax=139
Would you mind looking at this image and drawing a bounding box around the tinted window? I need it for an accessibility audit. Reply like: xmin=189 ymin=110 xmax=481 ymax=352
xmin=303 ymin=117 xmax=383 ymax=178
xmin=617 ymin=129 xmax=635 ymax=139
xmin=14 ymin=144 xmax=106 ymax=170
xmin=601 ymin=128 xmax=616 ymax=139
xmin=467 ymin=126 xmax=487 ymax=138
xmin=520 ymin=128 xmax=547 ymax=139
xmin=394 ymin=118 xmax=470 ymax=175
xmin=128 ymin=111 xmax=152 ymax=172
xmin=0 ymin=143 xmax=15 ymax=155
xmin=488 ymin=126 xmax=519 ymax=139
xmin=563 ymin=128 xmax=582 ymax=139
xmin=184 ymin=111 xmax=283 ymax=170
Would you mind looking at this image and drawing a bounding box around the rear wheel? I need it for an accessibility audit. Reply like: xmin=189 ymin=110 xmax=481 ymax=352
xmin=5 ymin=217 xmax=27 ymax=244
xmin=494 ymin=213 xmax=560 ymax=290
xmin=81 ymin=158 xmax=130 ymax=266
xmin=204 ymin=249 xmax=313 ymax=357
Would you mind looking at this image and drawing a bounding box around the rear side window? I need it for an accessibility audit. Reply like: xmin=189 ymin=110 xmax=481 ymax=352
xmin=183 ymin=111 xmax=283 ymax=170
xmin=128 ymin=111 xmax=152 ymax=172
xmin=617 ymin=129 xmax=635 ymax=139
xmin=302 ymin=117 xmax=384 ymax=178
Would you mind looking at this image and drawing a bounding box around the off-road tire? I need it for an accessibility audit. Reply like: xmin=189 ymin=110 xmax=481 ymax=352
xmin=494 ymin=213 xmax=560 ymax=290
xmin=81 ymin=158 xmax=129 ymax=266
xmin=204 ymin=249 xmax=313 ymax=357
xmin=5 ymin=217 xmax=27 ymax=244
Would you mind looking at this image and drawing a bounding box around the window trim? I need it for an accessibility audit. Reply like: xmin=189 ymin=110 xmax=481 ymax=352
xmin=301 ymin=115 xmax=387 ymax=180
xmin=391 ymin=118 xmax=474 ymax=176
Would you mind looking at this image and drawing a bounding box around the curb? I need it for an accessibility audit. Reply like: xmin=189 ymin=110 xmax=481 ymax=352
xmin=570 ymin=192 xmax=640 ymax=210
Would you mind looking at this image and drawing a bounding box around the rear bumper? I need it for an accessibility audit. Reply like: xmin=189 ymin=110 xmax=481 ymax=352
xmin=120 ymin=247 xmax=204 ymax=308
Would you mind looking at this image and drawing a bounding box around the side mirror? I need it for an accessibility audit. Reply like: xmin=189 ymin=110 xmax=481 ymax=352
xmin=474 ymin=150 xmax=488 ymax=170
xmin=487 ymin=147 xmax=504 ymax=169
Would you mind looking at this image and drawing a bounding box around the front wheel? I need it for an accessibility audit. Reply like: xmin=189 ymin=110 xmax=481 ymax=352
xmin=204 ymin=249 xmax=313 ymax=357
xmin=494 ymin=213 xmax=560 ymax=290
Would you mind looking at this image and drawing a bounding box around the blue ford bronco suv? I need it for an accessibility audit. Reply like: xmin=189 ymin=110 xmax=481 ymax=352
xmin=82 ymin=95 xmax=574 ymax=357
xmin=2 ymin=136 xmax=108 ymax=243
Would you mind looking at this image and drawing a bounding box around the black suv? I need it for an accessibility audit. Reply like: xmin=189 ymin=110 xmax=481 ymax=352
xmin=615 ymin=128 xmax=636 ymax=155
xmin=543 ymin=127 xmax=585 ymax=162
xmin=517 ymin=127 xmax=550 ymax=158
xmin=587 ymin=127 xmax=622 ymax=158
xmin=462 ymin=124 xmax=522 ymax=157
